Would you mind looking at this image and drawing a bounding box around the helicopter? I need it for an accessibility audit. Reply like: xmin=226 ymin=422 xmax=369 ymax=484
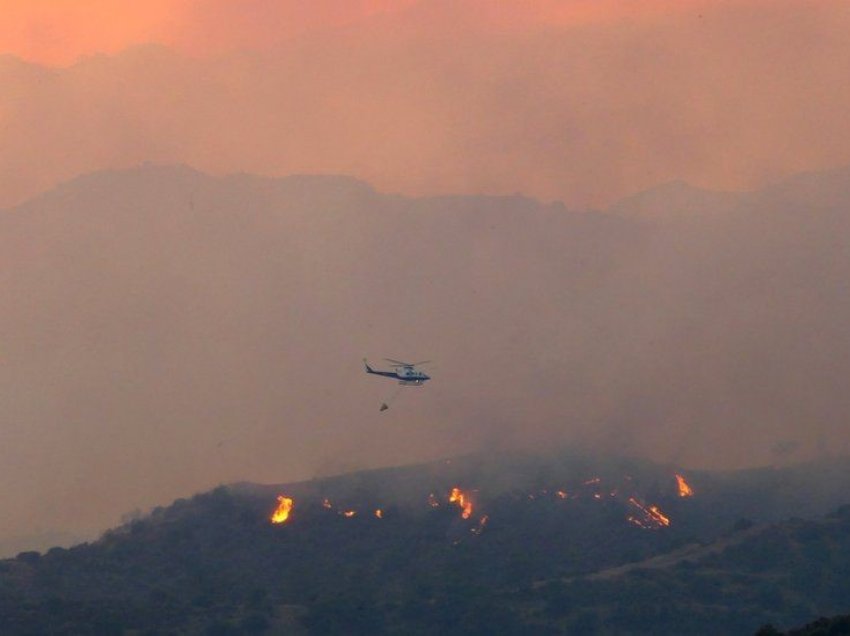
xmin=364 ymin=358 xmax=431 ymax=386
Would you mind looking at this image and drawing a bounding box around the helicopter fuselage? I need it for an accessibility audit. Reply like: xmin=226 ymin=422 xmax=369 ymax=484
xmin=364 ymin=360 xmax=430 ymax=385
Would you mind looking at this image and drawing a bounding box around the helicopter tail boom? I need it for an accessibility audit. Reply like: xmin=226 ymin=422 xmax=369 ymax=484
xmin=364 ymin=359 xmax=399 ymax=379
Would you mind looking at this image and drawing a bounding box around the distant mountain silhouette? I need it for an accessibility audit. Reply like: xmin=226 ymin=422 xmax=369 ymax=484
xmin=609 ymin=179 xmax=745 ymax=218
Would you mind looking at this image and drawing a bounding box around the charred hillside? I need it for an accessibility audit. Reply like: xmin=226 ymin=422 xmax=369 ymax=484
xmin=4 ymin=451 xmax=850 ymax=634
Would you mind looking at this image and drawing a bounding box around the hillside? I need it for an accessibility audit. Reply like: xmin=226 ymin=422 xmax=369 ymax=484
xmin=761 ymin=614 xmax=850 ymax=635
xmin=4 ymin=451 xmax=850 ymax=634
xmin=540 ymin=506 xmax=850 ymax=635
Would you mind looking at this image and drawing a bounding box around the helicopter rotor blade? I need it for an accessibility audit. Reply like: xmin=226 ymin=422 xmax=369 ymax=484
xmin=384 ymin=358 xmax=432 ymax=368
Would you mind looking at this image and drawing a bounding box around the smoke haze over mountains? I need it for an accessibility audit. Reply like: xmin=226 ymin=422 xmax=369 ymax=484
xmin=2 ymin=164 xmax=850 ymax=551
xmin=2 ymin=1 xmax=850 ymax=209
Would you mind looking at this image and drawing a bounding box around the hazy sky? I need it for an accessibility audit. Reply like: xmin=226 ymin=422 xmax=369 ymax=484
xmin=0 ymin=1 xmax=700 ymax=65
xmin=1 ymin=1 xmax=850 ymax=208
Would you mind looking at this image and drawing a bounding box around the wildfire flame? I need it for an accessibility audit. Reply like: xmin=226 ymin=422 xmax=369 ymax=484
xmin=649 ymin=505 xmax=670 ymax=526
xmin=627 ymin=497 xmax=670 ymax=529
xmin=449 ymin=487 xmax=473 ymax=519
xmin=267 ymin=472 xmax=680 ymax=533
xmin=270 ymin=495 xmax=293 ymax=524
xmin=675 ymin=473 xmax=694 ymax=497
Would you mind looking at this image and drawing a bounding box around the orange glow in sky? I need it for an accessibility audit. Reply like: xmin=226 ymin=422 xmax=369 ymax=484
xmin=0 ymin=0 xmax=180 ymax=64
xmin=0 ymin=0 xmax=697 ymax=66
xmin=0 ymin=0 xmax=415 ymax=64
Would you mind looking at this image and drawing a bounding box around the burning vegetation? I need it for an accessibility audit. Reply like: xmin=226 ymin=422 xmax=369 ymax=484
xmin=268 ymin=471 xmax=690 ymax=536
xmin=627 ymin=497 xmax=671 ymax=529
xmin=449 ymin=487 xmax=474 ymax=519
xmin=675 ymin=473 xmax=694 ymax=497
xmin=270 ymin=495 xmax=293 ymax=524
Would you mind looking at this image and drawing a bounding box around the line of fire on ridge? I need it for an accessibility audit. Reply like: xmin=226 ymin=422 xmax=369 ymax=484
xmin=269 ymin=473 xmax=695 ymax=534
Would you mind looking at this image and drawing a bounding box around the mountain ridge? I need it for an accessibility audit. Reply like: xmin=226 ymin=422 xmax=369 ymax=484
xmin=9 ymin=161 xmax=850 ymax=217
xmin=5 ymin=449 xmax=850 ymax=634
